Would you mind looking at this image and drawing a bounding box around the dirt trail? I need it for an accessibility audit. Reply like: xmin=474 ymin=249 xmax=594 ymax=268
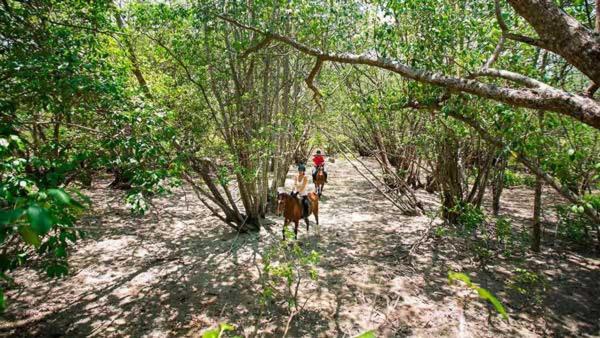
xmin=1 ymin=158 xmax=599 ymax=337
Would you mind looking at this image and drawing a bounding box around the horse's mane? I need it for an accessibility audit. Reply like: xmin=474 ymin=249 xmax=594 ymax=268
xmin=277 ymin=188 xmax=292 ymax=198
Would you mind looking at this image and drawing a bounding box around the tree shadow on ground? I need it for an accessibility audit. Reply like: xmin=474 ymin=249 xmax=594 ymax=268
xmin=2 ymin=160 xmax=599 ymax=337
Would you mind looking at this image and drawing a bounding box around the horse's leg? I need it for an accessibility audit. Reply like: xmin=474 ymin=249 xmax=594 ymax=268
xmin=282 ymin=219 xmax=290 ymax=240
xmin=305 ymin=214 xmax=310 ymax=232
xmin=314 ymin=206 xmax=319 ymax=225
xmin=294 ymin=220 xmax=299 ymax=240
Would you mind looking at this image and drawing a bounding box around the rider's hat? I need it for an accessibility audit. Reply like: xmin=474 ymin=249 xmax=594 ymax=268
xmin=297 ymin=164 xmax=306 ymax=172
xmin=316 ymin=150 xmax=321 ymax=154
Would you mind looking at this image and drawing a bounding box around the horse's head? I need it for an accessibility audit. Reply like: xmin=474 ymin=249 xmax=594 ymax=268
xmin=276 ymin=187 xmax=287 ymax=216
xmin=316 ymin=165 xmax=325 ymax=176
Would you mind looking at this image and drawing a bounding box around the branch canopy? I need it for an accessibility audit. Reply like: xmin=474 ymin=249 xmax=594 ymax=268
xmin=218 ymin=15 xmax=600 ymax=130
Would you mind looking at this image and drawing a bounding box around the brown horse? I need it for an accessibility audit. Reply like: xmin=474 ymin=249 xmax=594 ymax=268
xmin=314 ymin=165 xmax=326 ymax=197
xmin=276 ymin=191 xmax=319 ymax=240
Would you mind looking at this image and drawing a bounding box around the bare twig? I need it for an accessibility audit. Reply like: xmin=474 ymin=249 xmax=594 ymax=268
xmin=483 ymin=35 xmax=506 ymax=69
xmin=493 ymin=0 xmax=543 ymax=48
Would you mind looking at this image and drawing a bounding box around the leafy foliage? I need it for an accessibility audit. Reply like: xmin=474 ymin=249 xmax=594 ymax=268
xmin=555 ymin=194 xmax=600 ymax=245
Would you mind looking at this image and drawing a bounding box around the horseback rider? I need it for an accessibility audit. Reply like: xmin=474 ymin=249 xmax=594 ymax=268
xmin=292 ymin=164 xmax=310 ymax=218
xmin=312 ymin=150 xmax=328 ymax=183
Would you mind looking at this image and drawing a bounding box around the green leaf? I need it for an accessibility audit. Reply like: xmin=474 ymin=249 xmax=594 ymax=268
xmin=26 ymin=205 xmax=53 ymax=235
xmin=0 ymin=288 xmax=5 ymax=313
xmin=202 ymin=323 xmax=235 ymax=338
xmin=47 ymin=189 xmax=71 ymax=205
xmin=448 ymin=271 xmax=472 ymax=287
xmin=354 ymin=330 xmax=376 ymax=338
xmin=477 ymin=287 xmax=508 ymax=320
xmin=201 ymin=328 xmax=219 ymax=338
xmin=54 ymin=246 xmax=67 ymax=258
xmin=47 ymin=189 xmax=84 ymax=208
xmin=219 ymin=323 xmax=235 ymax=332
xmin=0 ymin=209 xmax=24 ymax=225
xmin=46 ymin=263 xmax=69 ymax=278
xmin=449 ymin=271 xmax=509 ymax=321
xmin=18 ymin=226 xmax=41 ymax=248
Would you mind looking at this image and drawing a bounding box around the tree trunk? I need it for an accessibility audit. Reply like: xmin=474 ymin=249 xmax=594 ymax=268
xmin=506 ymin=0 xmax=600 ymax=85
xmin=532 ymin=175 xmax=543 ymax=252
xmin=492 ymin=154 xmax=506 ymax=216
xmin=438 ymin=134 xmax=464 ymax=225
xmin=114 ymin=9 xmax=153 ymax=99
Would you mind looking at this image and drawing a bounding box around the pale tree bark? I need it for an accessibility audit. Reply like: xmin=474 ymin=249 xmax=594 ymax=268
xmin=148 ymin=15 xmax=312 ymax=231
xmin=597 ymin=0 xmax=600 ymax=33
xmin=532 ymin=174 xmax=543 ymax=252
xmin=492 ymin=154 xmax=507 ymax=216
xmin=532 ymin=111 xmax=544 ymax=252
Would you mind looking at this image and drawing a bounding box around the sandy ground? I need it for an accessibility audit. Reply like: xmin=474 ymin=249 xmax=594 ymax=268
xmin=1 ymin=158 xmax=599 ymax=337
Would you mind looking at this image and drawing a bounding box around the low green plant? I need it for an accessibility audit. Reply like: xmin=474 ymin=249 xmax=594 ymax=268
xmin=506 ymin=268 xmax=548 ymax=310
xmin=1 ymin=134 xmax=90 ymax=311
xmin=449 ymin=202 xmax=486 ymax=235
xmin=260 ymin=229 xmax=320 ymax=313
xmin=555 ymin=201 xmax=596 ymax=244
xmin=503 ymin=169 xmax=522 ymax=187
xmin=471 ymin=240 xmax=494 ymax=266
xmin=434 ymin=226 xmax=449 ymax=237
xmin=494 ymin=217 xmax=529 ymax=257
xmin=495 ymin=217 xmax=512 ymax=245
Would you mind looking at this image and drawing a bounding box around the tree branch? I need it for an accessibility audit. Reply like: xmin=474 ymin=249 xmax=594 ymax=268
xmin=305 ymin=57 xmax=324 ymax=99
xmin=494 ymin=0 xmax=544 ymax=48
xmin=585 ymin=82 xmax=599 ymax=98
xmin=218 ymin=15 xmax=600 ymax=130
xmin=470 ymin=68 xmax=552 ymax=89
xmin=241 ymin=36 xmax=273 ymax=58
xmin=483 ymin=35 xmax=506 ymax=69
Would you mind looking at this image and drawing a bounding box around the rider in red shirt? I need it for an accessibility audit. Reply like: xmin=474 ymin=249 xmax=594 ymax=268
xmin=312 ymin=150 xmax=328 ymax=182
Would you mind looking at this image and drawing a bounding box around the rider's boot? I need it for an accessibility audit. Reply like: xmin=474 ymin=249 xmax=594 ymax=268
xmin=302 ymin=196 xmax=309 ymax=218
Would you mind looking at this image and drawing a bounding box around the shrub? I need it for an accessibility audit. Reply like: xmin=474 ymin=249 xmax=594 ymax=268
xmin=260 ymin=230 xmax=320 ymax=313
xmin=555 ymin=195 xmax=598 ymax=245
xmin=506 ymin=268 xmax=548 ymax=310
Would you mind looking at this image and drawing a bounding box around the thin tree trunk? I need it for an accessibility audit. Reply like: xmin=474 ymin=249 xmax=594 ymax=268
xmin=532 ymin=175 xmax=543 ymax=252
xmin=492 ymin=154 xmax=506 ymax=216
xmin=532 ymin=111 xmax=545 ymax=252
xmin=114 ymin=9 xmax=153 ymax=99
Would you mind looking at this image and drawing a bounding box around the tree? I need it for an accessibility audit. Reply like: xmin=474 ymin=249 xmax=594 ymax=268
xmin=216 ymin=0 xmax=600 ymax=226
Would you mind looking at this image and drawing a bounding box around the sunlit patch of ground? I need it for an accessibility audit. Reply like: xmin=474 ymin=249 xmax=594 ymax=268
xmin=1 ymin=158 xmax=598 ymax=337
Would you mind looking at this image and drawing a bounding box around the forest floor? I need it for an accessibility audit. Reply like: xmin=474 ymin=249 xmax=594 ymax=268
xmin=1 ymin=158 xmax=599 ymax=338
